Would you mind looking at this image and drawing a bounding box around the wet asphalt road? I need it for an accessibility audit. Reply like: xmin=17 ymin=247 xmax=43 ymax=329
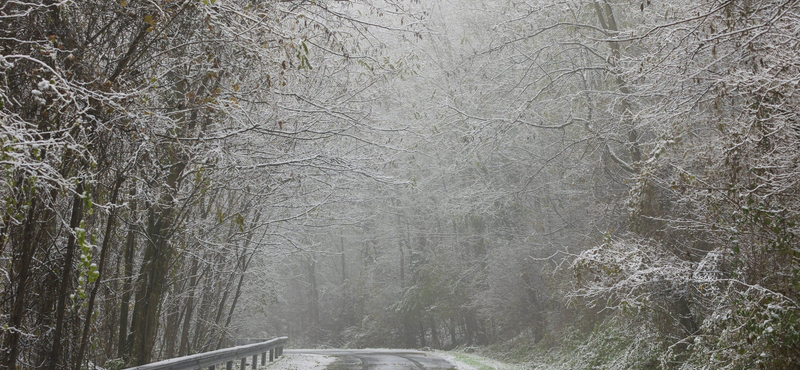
xmin=288 ymin=349 xmax=457 ymax=370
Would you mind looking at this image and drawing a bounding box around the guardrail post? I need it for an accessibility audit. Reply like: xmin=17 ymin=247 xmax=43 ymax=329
xmin=226 ymin=361 xmax=233 ymax=370
xmin=269 ymin=349 xmax=274 ymax=362
xmin=261 ymin=352 xmax=266 ymax=365
xmin=208 ymin=365 xmax=215 ymax=370
xmin=240 ymin=357 xmax=246 ymax=370
xmin=252 ymin=354 xmax=258 ymax=369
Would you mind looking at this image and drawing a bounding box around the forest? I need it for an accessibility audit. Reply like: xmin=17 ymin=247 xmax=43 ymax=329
xmin=1 ymin=0 xmax=799 ymax=369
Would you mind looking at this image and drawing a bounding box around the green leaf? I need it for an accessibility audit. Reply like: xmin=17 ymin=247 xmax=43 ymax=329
xmin=233 ymin=213 xmax=245 ymax=232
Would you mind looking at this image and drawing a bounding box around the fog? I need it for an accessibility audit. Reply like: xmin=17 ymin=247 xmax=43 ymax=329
xmin=2 ymin=0 xmax=799 ymax=369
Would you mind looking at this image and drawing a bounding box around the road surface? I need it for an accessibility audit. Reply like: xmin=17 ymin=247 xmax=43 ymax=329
xmin=286 ymin=349 xmax=457 ymax=370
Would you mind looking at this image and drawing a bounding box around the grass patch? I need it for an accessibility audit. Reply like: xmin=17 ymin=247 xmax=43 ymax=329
xmin=452 ymin=353 xmax=496 ymax=370
xmin=439 ymin=351 xmax=527 ymax=370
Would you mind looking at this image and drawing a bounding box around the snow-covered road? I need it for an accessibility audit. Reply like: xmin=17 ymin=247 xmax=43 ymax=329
xmin=274 ymin=349 xmax=456 ymax=370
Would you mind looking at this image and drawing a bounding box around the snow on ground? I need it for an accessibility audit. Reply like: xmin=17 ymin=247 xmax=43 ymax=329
xmin=260 ymin=353 xmax=335 ymax=370
xmin=436 ymin=351 xmax=530 ymax=370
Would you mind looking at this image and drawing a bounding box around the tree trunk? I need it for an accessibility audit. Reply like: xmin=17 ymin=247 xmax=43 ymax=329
xmin=209 ymin=254 xmax=243 ymax=350
xmin=190 ymin=263 xmax=214 ymax=353
xmin=592 ymin=0 xmax=642 ymax=165
xmin=74 ymin=176 xmax=124 ymax=370
xmin=118 ymin=189 xmax=136 ymax=360
xmin=449 ymin=317 xmax=457 ymax=348
xmin=129 ymin=159 xmax=184 ymax=365
xmin=418 ymin=321 xmax=426 ymax=348
xmin=399 ymin=242 xmax=405 ymax=289
xmin=340 ymin=236 xmax=347 ymax=283
xmin=215 ymin=264 xmax=248 ymax=350
xmin=4 ymin=198 xmax=39 ymax=370
xmin=404 ymin=321 xmax=416 ymax=349
xmin=465 ymin=316 xmax=474 ymax=346
xmin=162 ymin=298 xmax=182 ymax=359
xmin=179 ymin=257 xmax=200 ymax=357
xmin=129 ymin=208 xmax=175 ymax=365
xmin=48 ymin=180 xmax=86 ymax=370
xmin=216 ymin=219 xmax=260 ymax=350
xmin=430 ymin=316 xmax=440 ymax=349
xmin=307 ymin=256 xmax=320 ymax=344
xmin=106 ymin=252 xmax=122 ymax=360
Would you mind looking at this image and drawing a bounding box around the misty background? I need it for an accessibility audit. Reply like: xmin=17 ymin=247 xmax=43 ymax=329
xmin=2 ymin=0 xmax=799 ymax=369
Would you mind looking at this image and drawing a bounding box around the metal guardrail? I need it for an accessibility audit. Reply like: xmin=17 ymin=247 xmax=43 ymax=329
xmin=123 ymin=337 xmax=287 ymax=370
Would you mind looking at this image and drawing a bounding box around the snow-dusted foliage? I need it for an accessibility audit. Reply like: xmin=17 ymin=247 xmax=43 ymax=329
xmin=3 ymin=0 xmax=800 ymax=368
xmin=237 ymin=1 xmax=800 ymax=367
xmin=573 ymin=236 xmax=694 ymax=314
xmin=1 ymin=0 xmax=422 ymax=368
xmin=569 ymin=0 xmax=800 ymax=367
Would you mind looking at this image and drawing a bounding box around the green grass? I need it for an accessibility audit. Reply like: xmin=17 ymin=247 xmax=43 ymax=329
xmin=441 ymin=351 xmax=528 ymax=370
xmin=452 ymin=353 xmax=496 ymax=370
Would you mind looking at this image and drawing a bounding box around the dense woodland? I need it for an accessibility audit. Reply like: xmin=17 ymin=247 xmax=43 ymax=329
xmin=1 ymin=0 xmax=799 ymax=369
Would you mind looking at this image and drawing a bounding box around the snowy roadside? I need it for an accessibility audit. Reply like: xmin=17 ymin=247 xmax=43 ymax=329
xmin=259 ymin=353 xmax=335 ymax=370
xmin=436 ymin=351 xmax=530 ymax=370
